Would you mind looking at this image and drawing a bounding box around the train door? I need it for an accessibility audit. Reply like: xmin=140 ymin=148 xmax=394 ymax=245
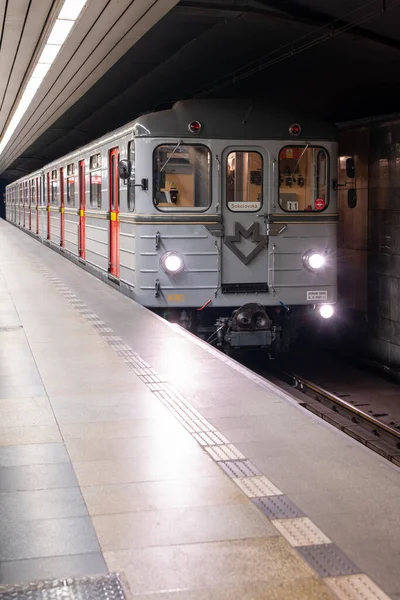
xmin=39 ymin=175 xmax=44 ymax=237
xmin=21 ymin=183 xmax=24 ymax=227
xmin=60 ymin=167 xmax=65 ymax=246
xmin=221 ymin=147 xmax=269 ymax=290
xmin=23 ymin=182 xmax=26 ymax=228
xmin=36 ymin=178 xmax=39 ymax=234
xmin=46 ymin=172 xmax=51 ymax=239
xmin=78 ymin=160 xmax=86 ymax=258
xmin=109 ymin=147 xmax=120 ymax=278
xmin=18 ymin=184 xmax=21 ymax=225
xmin=29 ymin=180 xmax=32 ymax=231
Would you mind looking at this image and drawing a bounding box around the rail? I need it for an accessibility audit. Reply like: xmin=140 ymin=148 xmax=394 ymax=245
xmin=280 ymin=370 xmax=400 ymax=465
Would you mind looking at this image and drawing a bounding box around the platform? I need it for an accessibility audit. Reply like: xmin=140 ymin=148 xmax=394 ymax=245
xmin=0 ymin=219 xmax=399 ymax=600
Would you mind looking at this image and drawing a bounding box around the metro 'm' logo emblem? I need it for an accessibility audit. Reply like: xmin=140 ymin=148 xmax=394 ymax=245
xmin=224 ymin=221 xmax=268 ymax=265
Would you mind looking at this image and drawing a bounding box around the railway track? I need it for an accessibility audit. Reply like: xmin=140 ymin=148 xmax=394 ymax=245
xmin=279 ymin=370 xmax=400 ymax=466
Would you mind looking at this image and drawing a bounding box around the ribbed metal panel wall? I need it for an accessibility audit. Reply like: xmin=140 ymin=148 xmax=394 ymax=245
xmin=339 ymin=118 xmax=400 ymax=368
xmin=368 ymin=121 xmax=400 ymax=366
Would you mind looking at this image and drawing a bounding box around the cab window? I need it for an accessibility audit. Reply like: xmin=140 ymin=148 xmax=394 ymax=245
xmin=226 ymin=151 xmax=262 ymax=212
xmin=153 ymin=144 xmax=211 ymax=211
xmin=128 ymin=141 xmax=135 ymax=211
xmin=279 ymin=146 xmax=329 ymax=211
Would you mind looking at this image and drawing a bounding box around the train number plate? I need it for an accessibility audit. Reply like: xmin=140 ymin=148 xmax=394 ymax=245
xmin=307 ymin=290 xmax=328 ymax=300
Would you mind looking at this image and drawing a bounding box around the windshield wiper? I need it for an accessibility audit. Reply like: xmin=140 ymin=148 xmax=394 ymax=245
xmin=160 ymin=140 xmax=182 ymax=172
xmin=292 ymin=143 xmax=309 ymax=176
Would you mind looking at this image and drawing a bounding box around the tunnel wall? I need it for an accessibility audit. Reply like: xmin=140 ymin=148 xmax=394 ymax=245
xmin=339 ymin=117 xmax=400 ymax=368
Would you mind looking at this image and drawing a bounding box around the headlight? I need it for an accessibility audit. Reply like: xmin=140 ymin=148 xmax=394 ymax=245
xmin=160 ymin=251 xmax=184 ymax=275
xmin=319 ymin=304 xmax=334 ymax=319
xmin=303 ymin=249 xmax=325 ymax=271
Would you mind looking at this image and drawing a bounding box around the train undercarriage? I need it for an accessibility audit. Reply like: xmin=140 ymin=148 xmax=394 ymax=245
xmin=157 ymin=302 xmax=335 ymax=356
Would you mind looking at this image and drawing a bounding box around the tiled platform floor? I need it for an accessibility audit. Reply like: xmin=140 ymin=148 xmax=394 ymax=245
xmin=0 ymin=219 xmax=399 ymax=599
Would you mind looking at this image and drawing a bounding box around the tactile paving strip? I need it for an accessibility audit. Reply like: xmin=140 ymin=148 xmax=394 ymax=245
xmin=192 ymin=431 xmax=229 ymax=446
xmin=219 ymin=459 xmax=262 ymax=478
xmin=0 ymin=574 xmax=127 ymax=600
xmin=205 ymin=444 xmax=245 ymax=461
xmin=253 ymin=495 xmax=304 ymax=519
xmin=272 ymin=517 xmax=331 ymax=547
xmin=325 ymin=574 xmax=391 ymax=600
xmin=34 ymin=261 xmax=391 ymax=599
xmin=181 ymin=417 xmax=216 ymax=434
xmin=296 ymin=544 xmax=360 ymax=577
xmin=233 ymin=475 xmax=282 ymax=498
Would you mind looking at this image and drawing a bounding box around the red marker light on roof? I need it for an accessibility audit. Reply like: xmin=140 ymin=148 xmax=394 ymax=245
xmin=289 ymin=123 xmax=301 ymax=136
xmin=188 ymin=120 xmax=202 ymax=134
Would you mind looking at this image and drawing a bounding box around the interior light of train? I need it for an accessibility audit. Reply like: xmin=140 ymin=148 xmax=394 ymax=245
xmin=188 ymin=121 xmax=202 ymax=134
xmin=289 ymin=123 xmax=301 ymax=136
xmin=0 ymin=0 xmax=87 ymax=156
xmin=319 ymin=304 xmax=334 ymax=319
xmin=161 ymin=251 xmax=184 ymax=275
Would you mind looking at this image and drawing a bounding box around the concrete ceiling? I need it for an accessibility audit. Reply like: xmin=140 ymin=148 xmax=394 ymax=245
xmin=2 ymin=0 xmax=400 ymax=181
xmin=0 ymin=0 xmax=179 ymax=178
xmin=0 ymin=0 xmax=59 ymax=141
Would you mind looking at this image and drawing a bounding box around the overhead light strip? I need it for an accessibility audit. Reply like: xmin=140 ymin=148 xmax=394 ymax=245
xmin=0 ymin=0 xmax=87 ymax=156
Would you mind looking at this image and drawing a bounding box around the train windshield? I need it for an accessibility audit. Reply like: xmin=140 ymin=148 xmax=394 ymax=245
xmin=279 ymin=146 xmax=328 ymax=212
xmin=153 ymin=144 xmax=211 ymax=211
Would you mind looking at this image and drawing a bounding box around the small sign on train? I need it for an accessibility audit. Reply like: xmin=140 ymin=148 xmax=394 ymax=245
xmin=307 ymin=290 xmax=328 ymax=300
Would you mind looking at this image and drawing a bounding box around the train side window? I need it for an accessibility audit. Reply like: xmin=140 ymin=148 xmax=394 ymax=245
xmin=51 ymin=170 xmax=59 ymax=205
xmin=67 ymin=164 xmax=75 ymax=207
xmin=153 ymin=144 xmax=211 ymax=211
xmin=89 ymin=154 xmax=102 ymax=208
xmin=226 ymin=151 xmax=263 ymax=212
xmin=32 ymin=180 xmax=36 ymax=205
xmin=279 ymin=146 xmax=329 ymax=212
xmin=90 ymin=172 xmax=102 ymax=208
xmin=128 ymin=140 xmax=135 ymax=211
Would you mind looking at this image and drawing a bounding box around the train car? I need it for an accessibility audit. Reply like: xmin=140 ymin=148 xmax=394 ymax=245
xmin=5 ymin=99 xmax=339 ymax=353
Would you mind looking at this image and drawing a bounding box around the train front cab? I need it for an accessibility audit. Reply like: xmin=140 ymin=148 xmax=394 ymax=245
xmin=134 ymin=130 xmax=338 ymax=352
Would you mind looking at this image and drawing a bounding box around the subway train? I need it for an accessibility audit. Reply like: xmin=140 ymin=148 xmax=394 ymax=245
xmin=5 ymin=99 xmax=346 ymax=353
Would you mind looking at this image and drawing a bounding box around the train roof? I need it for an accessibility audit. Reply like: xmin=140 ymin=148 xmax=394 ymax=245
xmin=6 ymin=99 xmax=337 ymax=186
xmin=133 ymin=99 xmax=337 ymax=141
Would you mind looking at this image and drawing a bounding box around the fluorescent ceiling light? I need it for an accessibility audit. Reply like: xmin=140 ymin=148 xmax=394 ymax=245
xmin=25 ymin=77 xmax=43 ymax=91
xmin=47 ymin=19 xmax=74 ymax=45
xmin=31 ymin=63 xmax=51 ymax=79
xmin=59 ymin=0 xmax=87 ymax=21
xmin=0 ymin=0 xmax=87 ymax=157
xmin=38 ymin=44 xmax=62 ymax=64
